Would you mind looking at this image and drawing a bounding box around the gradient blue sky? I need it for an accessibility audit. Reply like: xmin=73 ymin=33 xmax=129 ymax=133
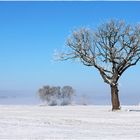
xmin=0 ymin=1 xmax=140 ymax=104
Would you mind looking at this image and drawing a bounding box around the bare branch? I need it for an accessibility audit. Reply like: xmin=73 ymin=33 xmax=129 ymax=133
xmin=58 ymin=20 xmax=140 ymax=86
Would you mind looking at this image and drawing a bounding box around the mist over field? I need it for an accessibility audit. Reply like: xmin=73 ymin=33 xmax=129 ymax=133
xmin=0 ymin=90 xmax=139 ymax=105
xmin=0 ymin=90 xmax=39 ymax=105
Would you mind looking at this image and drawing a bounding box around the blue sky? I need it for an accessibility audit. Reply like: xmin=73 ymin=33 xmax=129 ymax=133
xmin=0 ymin=1 xmax=140 ymax=104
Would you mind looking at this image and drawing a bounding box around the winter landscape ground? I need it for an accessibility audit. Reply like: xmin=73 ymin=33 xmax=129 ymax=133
xmin=0 ymin=105 xmax=140 ymax=140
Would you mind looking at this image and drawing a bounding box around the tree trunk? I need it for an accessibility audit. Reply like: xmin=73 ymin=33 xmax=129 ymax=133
xmin=110 ymin=84 xmax=120 ymax=111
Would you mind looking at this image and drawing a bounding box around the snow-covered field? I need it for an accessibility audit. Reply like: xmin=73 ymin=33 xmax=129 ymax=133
xmin=0 ymin=105 xmax=140 ymax=140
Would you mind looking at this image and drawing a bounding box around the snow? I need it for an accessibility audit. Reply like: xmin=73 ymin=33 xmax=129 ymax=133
xmin=0 ymin=105 xmax=140 ymax=140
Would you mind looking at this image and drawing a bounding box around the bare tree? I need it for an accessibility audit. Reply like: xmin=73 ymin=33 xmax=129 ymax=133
xmin=38 ymin=85 xmax=61 ymax=106
xmin=59 ymin=20 xmax=140 ymax=110
xmin=38 ymin=85 xmax=74 ymax=106
xmin=61 ymin=86 xmax=74 ymax=105
xmin=38 ymin=85 xmax=50 ymax=103
xmin=49 ymin=86 xmax=61 ymax=106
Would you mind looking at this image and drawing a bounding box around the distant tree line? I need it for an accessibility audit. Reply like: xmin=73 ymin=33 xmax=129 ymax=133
xmin=38 ymin=85 xmax=74 ymax=106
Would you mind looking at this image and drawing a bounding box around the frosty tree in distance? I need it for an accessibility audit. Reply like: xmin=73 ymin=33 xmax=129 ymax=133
xmin=59 ymin=20 xmax=140 ymax=110
xmin=38 ymin=85 xmax=61 ymax=106
xmin=38 ymin=85 xmax=74 ymax=106
xmin=61 ymin=86 xmax=74 ymax=105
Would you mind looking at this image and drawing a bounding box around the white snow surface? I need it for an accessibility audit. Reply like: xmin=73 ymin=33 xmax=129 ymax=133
xmin=0 ymin=105 xmax=140 ymax=140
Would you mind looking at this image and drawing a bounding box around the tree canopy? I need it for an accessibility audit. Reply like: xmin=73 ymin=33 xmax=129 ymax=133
xmin=59 ymin=20 xmax=140 ymax=110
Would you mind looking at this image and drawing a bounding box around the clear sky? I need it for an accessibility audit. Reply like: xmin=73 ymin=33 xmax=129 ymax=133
xmin=0 ymin=1 xmax=140 ymax=104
